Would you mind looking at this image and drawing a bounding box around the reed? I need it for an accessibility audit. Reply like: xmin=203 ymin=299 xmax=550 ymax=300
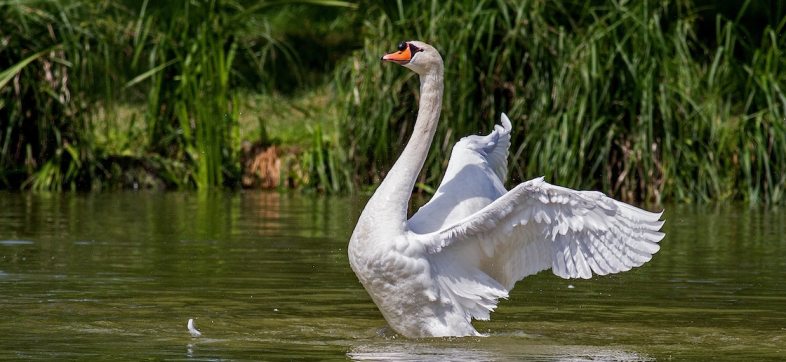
xmin=0 ymin=0 xmax=127 ymax=190
xmin=134 ymin=0 xmax=353 ymax=188
xmin=1 ymin=0 xmax=355 ymax=190
xmin=133 ymin=0 xmax=241 ymax=188
xmin=333 ymin=0 xmax=786 ymax=204
xmin=2 ymin=0 xmax=784 ymax=203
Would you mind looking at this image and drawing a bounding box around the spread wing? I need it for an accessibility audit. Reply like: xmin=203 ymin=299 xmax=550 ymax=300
xmin=408 ymin=114 xmax=512 ymax=234
xmin=407 ymin=114 xmax=664 ymax=324
xmin=417 ymin=177 xmax=664 ymax=291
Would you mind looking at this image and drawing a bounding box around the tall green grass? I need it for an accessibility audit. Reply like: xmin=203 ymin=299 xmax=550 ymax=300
xmin=0 ymin=0 xmax=125 ymax=190
xmin=334 ymin=0 xmax=786 ymax=204
xmin=123 ymin=0 xmax=356 ymax=189
xmin=131 ymin=0 xmax=241 ymax=188
xmin=3 ymin=0 xmax=785 ymax=204
xmin=1 ymin=0 xmax=355 ymax=190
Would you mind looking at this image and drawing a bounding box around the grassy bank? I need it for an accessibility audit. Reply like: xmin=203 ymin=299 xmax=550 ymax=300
xmin=2 ymin=0 xmax=785 ymax=204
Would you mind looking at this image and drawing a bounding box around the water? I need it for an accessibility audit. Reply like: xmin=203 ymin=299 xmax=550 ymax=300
xmin=0 ymin=191 xmax=784 ymax=360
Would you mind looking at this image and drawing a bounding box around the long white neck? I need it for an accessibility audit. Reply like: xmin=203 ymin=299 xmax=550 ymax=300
xmin=364 ymin=68 xmax=444 ymax=233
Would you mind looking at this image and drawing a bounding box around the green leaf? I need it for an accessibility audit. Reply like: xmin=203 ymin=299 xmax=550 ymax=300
xmin=124 ymin=59 xmax=178 ymax=89
xmin=0 ymin=47 xmax=55 ymax=91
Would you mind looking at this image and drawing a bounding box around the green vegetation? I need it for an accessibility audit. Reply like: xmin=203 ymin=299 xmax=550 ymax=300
xmin=0 ymin=0 xmax=355 ymax=190
xmin=2 ymin=0 xmax=785 ymax=204
xmin=335 ymin=0 xmax=786 ymax=204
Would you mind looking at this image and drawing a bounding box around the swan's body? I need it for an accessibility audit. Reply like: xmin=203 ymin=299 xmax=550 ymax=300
xmin=348 ymin=41 xmax=665 ymax=338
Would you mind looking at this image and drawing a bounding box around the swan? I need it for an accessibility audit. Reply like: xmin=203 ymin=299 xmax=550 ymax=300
xmin=348 ymin=41 xmax=665 ymax=338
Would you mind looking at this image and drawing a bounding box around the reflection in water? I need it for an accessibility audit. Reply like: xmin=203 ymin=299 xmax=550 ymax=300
xmin=348 ymin=340 xmax=653 ymax=361
xmin=0 ymin=193 xmax=784 ymax=359
xmin=348 ymin=343 xmax=498 ymax=361
xmin=0 ymin=240 xmax=34 ymax=245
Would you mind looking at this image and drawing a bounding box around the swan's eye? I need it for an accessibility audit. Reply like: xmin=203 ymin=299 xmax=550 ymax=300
xmin=397 ymin=41 xmax=407 ymax=51
xmin=408 ymin=43 xmax=424 ymax=54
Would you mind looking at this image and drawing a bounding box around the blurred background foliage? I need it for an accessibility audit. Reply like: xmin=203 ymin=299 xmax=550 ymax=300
xmin=1 ymin=0 xmax=784 ymax=204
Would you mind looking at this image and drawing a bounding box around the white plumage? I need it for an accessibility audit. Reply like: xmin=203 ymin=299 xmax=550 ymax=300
xmin=348 ymin=41 xmax=665 ymax=338
xmin=187 ymin=318 xmax=201 ymax=337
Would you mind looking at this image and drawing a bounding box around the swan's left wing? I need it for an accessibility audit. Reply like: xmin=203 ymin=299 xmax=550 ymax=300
xmin=416 ymin=177 xmax=665 ymax=290
xmin=408 ymin=114 xmax=512 ymax=233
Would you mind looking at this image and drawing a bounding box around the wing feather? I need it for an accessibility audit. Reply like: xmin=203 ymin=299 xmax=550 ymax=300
xmin=408 ymin=113 xmax=513 ymax=233
xmin=417 ymin=177 xmax=665 ymax=289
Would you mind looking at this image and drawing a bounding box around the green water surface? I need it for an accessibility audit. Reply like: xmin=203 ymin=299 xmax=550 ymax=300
xmin=0 ymin=192 xmax=784 ymax=360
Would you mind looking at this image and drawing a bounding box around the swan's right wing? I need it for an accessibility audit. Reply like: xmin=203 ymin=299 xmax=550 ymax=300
xmin=417 ymin=177 xmax=665 ymax=290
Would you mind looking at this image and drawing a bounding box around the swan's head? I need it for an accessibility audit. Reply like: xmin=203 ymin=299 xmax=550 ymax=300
xmin=381 ymin=41 xmax=443 ymax=75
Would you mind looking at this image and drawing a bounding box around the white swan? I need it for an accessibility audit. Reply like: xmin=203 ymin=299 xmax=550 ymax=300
xmin=348 ymin=41 xmax=665 ymax=338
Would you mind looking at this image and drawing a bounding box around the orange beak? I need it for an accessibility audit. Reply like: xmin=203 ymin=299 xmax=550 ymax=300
xmin=381 ymin=45 xmax=413 ymax=65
